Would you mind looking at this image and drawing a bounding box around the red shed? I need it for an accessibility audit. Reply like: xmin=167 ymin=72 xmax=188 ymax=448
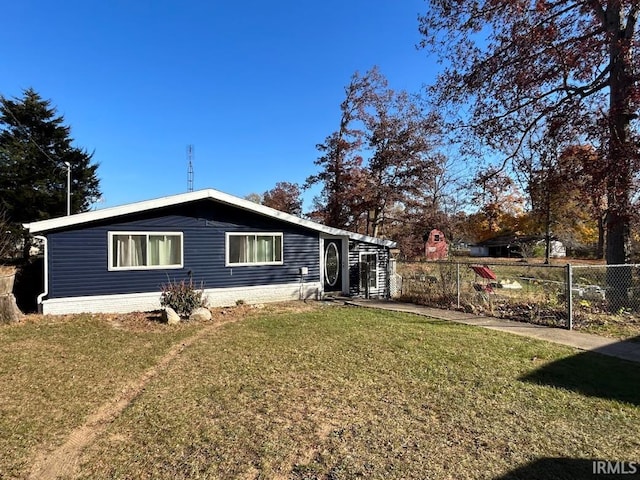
xmin=424 ymin=229 xmax=448 ymax=260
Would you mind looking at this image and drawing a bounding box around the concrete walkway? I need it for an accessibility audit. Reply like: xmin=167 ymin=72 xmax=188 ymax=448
xmin=344 ymin=299 xmax=640 ymax=364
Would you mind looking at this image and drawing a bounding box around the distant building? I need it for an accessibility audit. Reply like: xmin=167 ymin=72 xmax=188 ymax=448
xmin=546 ymin=240 xmax=567 ymax=258
xmin=424 ymin=229 xmax=448 ymax=260
xmin=469 ymin=234 xmax=566 ymax=258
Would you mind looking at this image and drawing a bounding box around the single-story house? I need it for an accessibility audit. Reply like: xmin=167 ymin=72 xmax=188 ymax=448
xmin=24 ymin=189 xmax=396 ymax=314
xmin=469 ymin=235 xmax=521 ymax=258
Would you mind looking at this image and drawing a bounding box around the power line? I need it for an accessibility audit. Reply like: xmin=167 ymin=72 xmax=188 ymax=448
xmin=0 ymin=96 xmax=62 ymax=168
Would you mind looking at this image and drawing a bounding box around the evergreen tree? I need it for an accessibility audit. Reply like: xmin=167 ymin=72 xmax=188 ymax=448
xmin=0 ymin=89 xmax=101 ymax=231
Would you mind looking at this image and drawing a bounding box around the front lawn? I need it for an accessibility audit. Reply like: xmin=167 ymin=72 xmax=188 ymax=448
xmin=2 ymin=304 xmax=639 ymax=479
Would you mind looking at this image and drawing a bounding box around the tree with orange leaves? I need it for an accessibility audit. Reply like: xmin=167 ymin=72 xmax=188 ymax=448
xmin=419 ymin=1 xmax=640 ymax=268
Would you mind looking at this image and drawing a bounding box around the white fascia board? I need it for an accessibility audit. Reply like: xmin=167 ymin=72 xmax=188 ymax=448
xmin=24 ymin=190 xmax=210 ymax=233
xmin=23 ymin=188 xmax=396 ymax=248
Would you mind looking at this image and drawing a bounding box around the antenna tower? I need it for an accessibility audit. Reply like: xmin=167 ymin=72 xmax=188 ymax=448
xmin=187 ymin=145 xmax=194 ymax=192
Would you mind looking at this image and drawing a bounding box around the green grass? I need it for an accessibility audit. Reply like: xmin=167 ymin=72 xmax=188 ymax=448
xmin=2 ymin=305 xmax=640 ymax=479
xmin=0 ymin=314 xmax=201 ymax=478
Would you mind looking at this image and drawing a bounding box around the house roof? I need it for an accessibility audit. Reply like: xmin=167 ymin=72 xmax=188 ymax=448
xmin=473 ymin=234 xmax=546 ymax=247
xmin=24 ymin=188 xmax=396 ymax=248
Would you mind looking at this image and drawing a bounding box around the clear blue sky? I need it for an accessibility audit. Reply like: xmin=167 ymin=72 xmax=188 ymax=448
xmin=1 ymin=1 xmax=437 ymax=211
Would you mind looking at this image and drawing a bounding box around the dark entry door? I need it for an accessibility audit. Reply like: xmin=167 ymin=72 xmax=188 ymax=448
xmin=323 ymin=240 xmax=342 ymax=292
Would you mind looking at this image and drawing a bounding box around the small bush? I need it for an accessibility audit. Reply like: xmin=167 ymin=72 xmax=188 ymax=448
xmin=160 ymin=278 xmax=206 ymax=317
xmin=532 ymin=244 xmax=546 ymax=258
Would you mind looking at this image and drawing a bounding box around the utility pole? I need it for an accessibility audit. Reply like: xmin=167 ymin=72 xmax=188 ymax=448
xmin=65 ymin=161 xmax=71 ymax=215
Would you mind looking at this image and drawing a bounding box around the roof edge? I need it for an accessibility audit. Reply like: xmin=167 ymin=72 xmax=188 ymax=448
xmin=24 ymin=188 xmax=396 ymax=247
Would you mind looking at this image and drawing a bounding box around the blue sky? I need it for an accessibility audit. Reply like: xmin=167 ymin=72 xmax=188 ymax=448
xmin=1 ymin=1 xmax=437 ymax=211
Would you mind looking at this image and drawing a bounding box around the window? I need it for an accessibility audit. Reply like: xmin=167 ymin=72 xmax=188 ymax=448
xmin=434 ymin=234 xmax=441 ymax=242
xmin=226 ymin=233 xmax=283 ymax=266
xmin=109 ymin=232 xmax=183 ymax=270
xmin=359 ymin=252 xmax=378 ymax=290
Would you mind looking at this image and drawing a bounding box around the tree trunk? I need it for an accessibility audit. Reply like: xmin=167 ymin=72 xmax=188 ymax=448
xmin=544 ymin=189 xmax=551 ymax=264
xmin=604 ymin=2 xmax=635 ymax=308
xmin=0 ymin=294 xmax=22 ymax=324
xmin=596 ymin=213 xmax=605 ymax=259
xmin=605 ymin=3 xmax=634 ymax=264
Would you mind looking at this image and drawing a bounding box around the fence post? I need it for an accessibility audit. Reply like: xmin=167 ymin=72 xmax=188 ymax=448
xmin=565 ymin=263 xmax=573 ymax=330
xmin=456 ymin=262 xmax=461 ymax=309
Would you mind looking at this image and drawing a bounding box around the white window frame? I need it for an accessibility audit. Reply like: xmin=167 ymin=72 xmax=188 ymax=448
xmin=108 ymin=231 xmax=184 ymax=271
xmin=225 ymin=232 xmax=284 ymax=266
xmin=359 ymin=252 xmax=378 ymax=290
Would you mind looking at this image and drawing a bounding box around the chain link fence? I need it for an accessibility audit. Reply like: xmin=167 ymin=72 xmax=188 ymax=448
xmin=393 ymin=261 xmax=640 ymax=330
xmin=570 ymin=264 xmax=640 ymax=330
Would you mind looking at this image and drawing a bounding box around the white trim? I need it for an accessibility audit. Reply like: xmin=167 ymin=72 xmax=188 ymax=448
xmin=107 ymin=231 xmax=184 ymax=271
xmin=35 ymin=235 xmax=48 ymax=313
xmin=39 ymin=282 xmax=322 ymax=315
xmin=24 ymin=188 xmax=395 ymax=248
xmin=224 ymin=232 xmax=284 ymax=266
xmin=324 ymin=242 xmax=339 ymax=287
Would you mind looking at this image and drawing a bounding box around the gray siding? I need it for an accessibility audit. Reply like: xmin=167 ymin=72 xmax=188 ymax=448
xmin=348 ymin=240 xmax=390 ymax=298
xmin=47 ymin=200 xmax=320 ymax=299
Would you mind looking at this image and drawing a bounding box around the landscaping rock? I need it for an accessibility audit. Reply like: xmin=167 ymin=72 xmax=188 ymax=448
xmin=162 ymin=306 xmax=181 ymax=325
xmin=189 ymin=307 xmax=212 ymax=322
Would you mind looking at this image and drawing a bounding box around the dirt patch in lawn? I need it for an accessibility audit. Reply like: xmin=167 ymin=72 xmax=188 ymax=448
xmin=25 ymin=302 xmax=307 ymax=480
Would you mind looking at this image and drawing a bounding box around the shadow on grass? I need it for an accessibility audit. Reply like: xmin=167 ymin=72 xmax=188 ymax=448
xmin=519 ymin=336 xmax=640 ymax=406
xmin=494 ymin=457 xmax=640 ymax=479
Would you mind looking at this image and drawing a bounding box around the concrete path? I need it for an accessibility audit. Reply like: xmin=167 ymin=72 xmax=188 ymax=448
xmin=344 ymin=299 xmax=640 ymax=364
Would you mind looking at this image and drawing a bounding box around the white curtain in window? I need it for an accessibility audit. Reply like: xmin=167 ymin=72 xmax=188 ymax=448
xmin=228 ymin=234 xmax=282 ymax=264
xmin=246 ymin=235 xmax=256 ymax=262
xmin=169 ymin=236 xmax=180 ymax=264
xmin=256 ymin=236 xmax=273 ymax=262
xmin=115 ymin=235 xmax=145 ymax=267
xmin=132 ymin=235 xmax=146 ymax=266
xmin=149 ymin=235 xmax=180 ymax=266
xmin=229 ymin=236 xmax=246 ymax=263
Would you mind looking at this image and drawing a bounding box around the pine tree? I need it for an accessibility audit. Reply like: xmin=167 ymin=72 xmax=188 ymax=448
xmin=0 ymin=89 xmax=101 ymax=233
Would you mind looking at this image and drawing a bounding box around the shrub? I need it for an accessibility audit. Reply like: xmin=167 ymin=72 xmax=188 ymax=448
xmin=532 ymin=244 xmax=546 ymax=258
xmin=160 ymin=278 xmax=206 ymax=317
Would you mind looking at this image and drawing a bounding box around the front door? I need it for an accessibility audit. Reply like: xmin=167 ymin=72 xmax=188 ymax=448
xmin=323 ymin=239 xmax=342 ymax=293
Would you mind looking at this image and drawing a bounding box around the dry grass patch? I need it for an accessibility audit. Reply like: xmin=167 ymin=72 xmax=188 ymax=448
xmin=0 ymin=302 xmax=319 ymax=478
xmin=71 ymin=305 xmax=640 ymax=479
xmin=0 ymin=311 xmax=203 ymax=478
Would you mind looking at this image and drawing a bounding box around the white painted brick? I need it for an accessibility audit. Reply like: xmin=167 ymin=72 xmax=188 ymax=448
xmin=41 ymin=282 xmax=322 ymax=315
